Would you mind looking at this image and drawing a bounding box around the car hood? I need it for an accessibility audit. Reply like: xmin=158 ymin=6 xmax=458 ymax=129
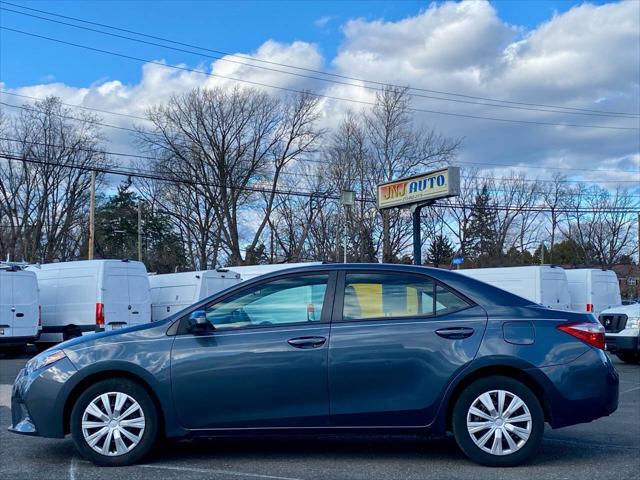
xmin=57 ymin=320 xmax=171 ymax=354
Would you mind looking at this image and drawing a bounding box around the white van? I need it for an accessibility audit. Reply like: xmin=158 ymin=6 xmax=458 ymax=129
xmin=149 ymin=270 xmax=241 ymax=321
xmin=565 ymin=269 xmax=621 ymax=316
xmin=28 ymin=260 xmax=151 ymax=345
xmin=227 ymin=262 xmax=323 ymax=282
xmin=457 ymin=265 xmax=572 ymax=311
xmin=0 ymin=266 xmax=40 ymax=347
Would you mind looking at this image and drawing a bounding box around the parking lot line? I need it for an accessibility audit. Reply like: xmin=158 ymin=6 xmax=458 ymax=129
xmin=0 ymin=384 xmax=11 ymax=408
xmin=621 ymin=386 xmax=640 ymax=395
xmin=137 ymin=463 xmax=303 ymax=480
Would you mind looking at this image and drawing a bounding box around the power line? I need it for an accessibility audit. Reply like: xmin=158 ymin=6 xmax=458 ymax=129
xmin=2 ymin=26 xmax=638 ymax=132
xmin=2 ymin=0 xmax=638 ymax=118
xmin=2 ymin=100 xmax=638 ymax=186
xmin=1 ymin=153 xmax=638 ymax=213
xmin=2 ymin=5 xmax=638 ymax=120
xmin=4 ymin=92 xmax=640 ymax=177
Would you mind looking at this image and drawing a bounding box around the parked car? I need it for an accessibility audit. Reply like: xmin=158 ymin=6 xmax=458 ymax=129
xmin=149 ymin=270 xmax=241 ymax=321
xmin=0 ymin=265 xmax=40 ymax=349
xmin=457 ymin=265 xmax=572 ymax=311
xmin=565 ymin=268 xmax=621 ymax=316
xmin=10 ymin=264 xmax=618 ymax=467
xmin=599 ymin=302 xmax=640 ymax=363
xmin=227 ymin=261 xmax=323 ymax=281
xmin=27 ymin=260 xmax=151 ymax=348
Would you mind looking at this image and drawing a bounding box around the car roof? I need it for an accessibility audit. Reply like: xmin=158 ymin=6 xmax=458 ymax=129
xmin=238 ymin=263 xmax=535 ymax=309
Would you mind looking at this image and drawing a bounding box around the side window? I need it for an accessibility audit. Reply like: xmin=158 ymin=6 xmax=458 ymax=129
xmin=434 ymin=283 xmax=472 ymax=315
xmin=203 ymin=274 xmax=328 ymax=330
xmin=343 ymin=273 xmax=435 ymax=321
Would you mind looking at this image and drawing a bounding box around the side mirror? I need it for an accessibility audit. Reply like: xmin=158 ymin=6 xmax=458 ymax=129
xmin=188 ymin=309 xmax=213 ymax=333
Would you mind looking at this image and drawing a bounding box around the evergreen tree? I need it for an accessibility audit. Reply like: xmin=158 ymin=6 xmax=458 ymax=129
xmin=92 ymin=180 xmax=186 ymax=273
xmin=467 ymin=184 xmax=499 ymax=264
xmin=425 ymin=234 xmax=455 ymax=267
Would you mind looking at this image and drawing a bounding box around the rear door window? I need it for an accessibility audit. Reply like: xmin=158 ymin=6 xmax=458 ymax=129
xmin=342 ymin=272 xmax=472 ymax=321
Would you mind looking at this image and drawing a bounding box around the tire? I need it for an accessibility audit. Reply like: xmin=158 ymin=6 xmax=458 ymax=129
xmin=35 ymin=342 xmax=55 ymax=353
xmin=452 ymin=376 xmax=544 ymax=467
xmin=616 ymin=352 xmax=640 ymax=364
xmin=70 ymin=378 xmax=158 ymax=466
xmin=63 ymin=326 xmax=82 ymax=341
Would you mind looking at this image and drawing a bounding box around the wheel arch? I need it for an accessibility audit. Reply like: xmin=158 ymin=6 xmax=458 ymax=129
xmin=62 ymin=368 xmax=166 ymax=436
xmin=443 ymin=363 xmax=552 ymax=432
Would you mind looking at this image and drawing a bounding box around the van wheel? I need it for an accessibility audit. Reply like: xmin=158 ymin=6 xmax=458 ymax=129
xmin=452 ymin=376 xmax=544 ymax=467
xmin=616 ymin=352 xmax=640 ymax=364
xmin=35 ymin=342 xmax=55 ymax=353
xmin=70 ymin=378 xmax=158 ymax=466
xmin=63 ymin=326 xmax=82 ymax=341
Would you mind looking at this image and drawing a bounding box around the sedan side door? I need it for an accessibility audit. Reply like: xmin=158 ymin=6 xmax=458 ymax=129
xmin=328 ymin=270 xmax=487 ymax=427
xmin=170 ymin=271 xmax=335 ymax=430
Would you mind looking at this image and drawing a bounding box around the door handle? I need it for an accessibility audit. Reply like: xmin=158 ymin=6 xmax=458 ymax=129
xmin=131 ymin=311 xmax=139 ymax=315
xmin=435 ymin=327 xmax=474 ymax=339
xmin=287 ymin=336 xmax=327 ymax=349
xmin=15 ymin=312 xmax=24 ymax=318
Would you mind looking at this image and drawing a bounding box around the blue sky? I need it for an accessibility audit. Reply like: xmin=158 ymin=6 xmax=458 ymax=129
xmin=0 ymin=0 xmax=609 ymax=88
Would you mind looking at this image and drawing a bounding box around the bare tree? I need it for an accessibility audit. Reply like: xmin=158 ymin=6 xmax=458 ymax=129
xmin=541 ymin=173 xmax=568 ymax=262
xmin=137 ymin=86 xmax=323 ymax=265
xmin=364 ymin=86 xmax=461 ymax=262
xmin=0 ymin=97 xmax=107 ymax=262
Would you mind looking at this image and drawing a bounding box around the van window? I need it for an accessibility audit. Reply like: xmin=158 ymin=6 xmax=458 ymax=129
xmin=342 ymin=273 xmax=472 ymax=321
xmin=203 ymin=274 xmax=328 ymax=330
xmin=128 ymin=276 xmax=150 ymax=303
xmin=12 ymin=275 xmax=34 ymax=305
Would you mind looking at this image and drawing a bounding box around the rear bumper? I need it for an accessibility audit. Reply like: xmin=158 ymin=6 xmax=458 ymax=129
xmin=0 ymin=333 xmax=40 ymax=345
xmin=528 ymin=348 xmax=619 ymax=429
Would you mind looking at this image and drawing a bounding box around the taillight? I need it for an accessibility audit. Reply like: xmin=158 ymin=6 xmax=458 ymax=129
xmin=557 ymin=321 xmax=605 ymax=350
xmin=38 ymin=305 xmax=42 ymax=330
xmin=95 ymin=303 xmax=105 ymax=326
xmin=586 ymin=303 xmax=594 ymax=312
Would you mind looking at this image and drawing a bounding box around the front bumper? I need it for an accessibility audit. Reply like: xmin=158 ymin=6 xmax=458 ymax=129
xmin=529 ymin=348 xmax=619 ymax=429
xmin=9 ymin=356 xmax=78 ymax=438
xmin=605 ymin=330 xmax=640 ymax=354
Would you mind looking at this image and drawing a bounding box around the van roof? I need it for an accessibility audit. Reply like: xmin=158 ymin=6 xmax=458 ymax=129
xmin=35 ymin=259 xmax=145 ymax=269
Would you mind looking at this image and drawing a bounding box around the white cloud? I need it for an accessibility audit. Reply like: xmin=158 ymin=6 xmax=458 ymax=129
xmin=1 ymin=0 xmax=638 ymax=189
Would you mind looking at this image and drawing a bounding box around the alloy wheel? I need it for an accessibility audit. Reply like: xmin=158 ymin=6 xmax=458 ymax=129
xmin=81 ymin=391 xmax=146 ymax=456
xmin=466 ymin=389 xmax=532 ymax=456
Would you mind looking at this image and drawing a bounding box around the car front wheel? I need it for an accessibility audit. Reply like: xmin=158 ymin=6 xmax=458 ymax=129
xmin=70 ymin=378 xmax=158 ymax=466
xmin=452 ymin=376 xmax=544 ymax=467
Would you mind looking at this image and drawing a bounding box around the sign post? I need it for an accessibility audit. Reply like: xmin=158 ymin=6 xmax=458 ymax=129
xmin=377 ymin=167 xmax=460 ymax=265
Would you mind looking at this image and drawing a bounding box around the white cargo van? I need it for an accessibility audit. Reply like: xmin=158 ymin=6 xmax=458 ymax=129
xmin=227 ymin=262 xmax=323 ymax=282
xmin=565 ymin=269 xmax=621 ymax=316
xmin=457 ymin=265 xmax=572 ymax=311
xmin=28 ymin=260 xmax=151 ymax=345
xmin=149 ymin=270 xmax=241 ymax=321
xmin=0 ymin=266 xmax=40 ymax=348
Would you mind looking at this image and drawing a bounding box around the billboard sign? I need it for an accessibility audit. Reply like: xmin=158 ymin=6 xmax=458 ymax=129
xmin=377 ymin=166 xmax=460 ymax=210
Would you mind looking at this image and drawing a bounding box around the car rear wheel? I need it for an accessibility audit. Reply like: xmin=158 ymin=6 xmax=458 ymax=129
xmin=452 ymin=376 xmax=544 ymax=467
xmin=70 ymin=378 xmax=158 ymax=466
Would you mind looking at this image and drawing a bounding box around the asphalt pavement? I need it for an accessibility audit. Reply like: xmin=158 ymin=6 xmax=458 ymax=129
xmin=0 ymin=349 xmax=638 ymax=480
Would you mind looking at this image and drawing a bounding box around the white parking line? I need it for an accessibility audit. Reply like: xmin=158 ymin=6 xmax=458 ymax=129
xmin=0 ymin=384 xmax=11 ymax=408
xmin=68 ymin=456 xmax=78 ymax=480
xmin=138 ymin=463 xmax=303 ymax=480
xmin=621 ymin=385 xmax=640 ymax=395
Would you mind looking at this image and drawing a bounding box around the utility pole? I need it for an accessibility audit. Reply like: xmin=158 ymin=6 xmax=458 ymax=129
xmin=88 ymin=170 xmax=96 ymax=260
xmin=137 ymin=200 xmax=143 ymax=262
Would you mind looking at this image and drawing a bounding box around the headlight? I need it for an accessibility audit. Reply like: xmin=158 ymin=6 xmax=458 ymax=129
xmin=25 ymin=350 xmax=67 ymax=374
xmin=627 ymin=317 xmax=640 ymax=329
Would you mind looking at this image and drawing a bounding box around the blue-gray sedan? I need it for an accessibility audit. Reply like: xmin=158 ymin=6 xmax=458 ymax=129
xmin=10 ymin=264 xmax=618 ymax=467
